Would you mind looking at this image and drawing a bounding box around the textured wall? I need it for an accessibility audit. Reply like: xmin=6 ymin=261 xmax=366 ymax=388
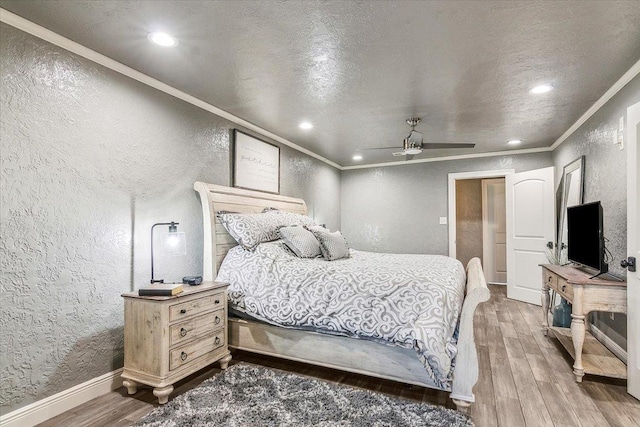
xmin=455 ymin=179 xmax=483 ymax=267
xmin=551 ymin=74 xmax=640 ymax=351
xmin=0 ymin=23 xmax=340 ymax=413
xmin=340 ymin=152 xmax=552 ymax=254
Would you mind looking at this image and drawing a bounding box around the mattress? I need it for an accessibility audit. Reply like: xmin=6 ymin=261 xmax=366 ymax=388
xmin=216 ymin=241 xmax=466 ymax=388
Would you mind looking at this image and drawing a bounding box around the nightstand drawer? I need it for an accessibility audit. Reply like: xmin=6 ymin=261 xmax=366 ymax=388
xmin=169 ymin=330 xmax=226 ymax=371
xmin=169 ymin=291 xmax=224 ymax=321
xmin=557 ymin=278 xmax=574 ymax=301
xmin=170 ymin=308 xmax=225 ymax=346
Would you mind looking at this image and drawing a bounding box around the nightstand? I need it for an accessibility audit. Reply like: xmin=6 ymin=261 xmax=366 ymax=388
xmin=120 ymin=281 xmax=231 ymax=404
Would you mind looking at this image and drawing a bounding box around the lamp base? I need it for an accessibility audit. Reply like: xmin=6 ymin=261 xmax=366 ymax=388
xmin=150 ymin=279 xmax=165 ymax=284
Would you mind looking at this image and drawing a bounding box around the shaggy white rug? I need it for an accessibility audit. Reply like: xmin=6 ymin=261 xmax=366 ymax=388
xmin=134 ymin=363 xmax=474 ymax=427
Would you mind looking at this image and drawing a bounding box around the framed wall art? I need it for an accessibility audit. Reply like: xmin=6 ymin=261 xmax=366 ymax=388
xmin=232 ymin=130 xmax=280 ymax=194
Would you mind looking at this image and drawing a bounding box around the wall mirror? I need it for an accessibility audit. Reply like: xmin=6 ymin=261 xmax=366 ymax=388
xmin=557 ymin=156 xmax=585 ymax=263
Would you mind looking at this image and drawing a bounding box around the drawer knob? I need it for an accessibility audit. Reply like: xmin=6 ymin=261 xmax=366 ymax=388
xmin=215 ymin=299 xmax=220 ymax=304
xmin=215 ymin=337 xmax=220 ymax=345
xmin=215 ymin=316 xmax=221 ymax=325
xmin=180 ymin=309 xmax=187 ymax=314
xmin=180 ymin=327 xmax=187 ymax=337
xmin=180 ymin=351 xmax=188 ymax=361
xmin=562 ymin=285 xmax=566 ymax=292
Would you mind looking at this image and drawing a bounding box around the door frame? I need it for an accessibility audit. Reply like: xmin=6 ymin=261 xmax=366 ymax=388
xmin=448 ymin=169 xmax=514 ymax=258
xmin=627 ymin=102 xmax=640 ymax=398
xmin=482 ymin=178 xmax=507 ymax=285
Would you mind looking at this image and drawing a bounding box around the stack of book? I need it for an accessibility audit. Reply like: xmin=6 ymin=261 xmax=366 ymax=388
xmin=138 ymin=283 xmax=184 ymax=297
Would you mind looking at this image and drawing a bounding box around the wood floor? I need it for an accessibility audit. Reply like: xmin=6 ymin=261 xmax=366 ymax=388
xmin=38 ymin=285 xmax=639 ymax=427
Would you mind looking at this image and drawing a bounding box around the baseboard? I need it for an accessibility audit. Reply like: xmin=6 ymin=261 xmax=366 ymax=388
xmin=590 ymin=324 xmax=628 ymax=365
xmin=0 ymin=368 xmax=123 ymax=427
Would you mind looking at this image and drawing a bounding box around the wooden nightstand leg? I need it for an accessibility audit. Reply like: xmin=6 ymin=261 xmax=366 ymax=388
xmin=153 ymin=385 xmax=174 ymax=405
xmin=219 ymin=353 xmax=232 ymax=370
xmin=122 ymin=379 xmax=138 ymax=395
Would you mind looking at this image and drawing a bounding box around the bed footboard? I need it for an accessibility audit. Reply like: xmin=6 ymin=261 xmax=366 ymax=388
xmin=450 ymin=257 xmax=490 ymax=413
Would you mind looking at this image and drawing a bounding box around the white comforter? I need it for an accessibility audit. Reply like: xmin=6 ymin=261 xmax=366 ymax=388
xmin=216 ymin=242 xmax=466 ymax=389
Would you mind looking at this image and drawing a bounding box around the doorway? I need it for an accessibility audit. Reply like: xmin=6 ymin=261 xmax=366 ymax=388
xmin=448 ymin=169 xmax=514 ymax=283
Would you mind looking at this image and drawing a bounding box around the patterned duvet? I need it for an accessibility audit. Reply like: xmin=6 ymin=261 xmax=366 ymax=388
xmin=216 ymin=241 xmax=467 ymax=389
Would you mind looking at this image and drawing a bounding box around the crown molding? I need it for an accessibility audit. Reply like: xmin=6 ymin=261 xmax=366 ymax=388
xmin=342 ymin=147 xmax=553 ymax=170
xmin=0 ymin=8 xmax=341 ymax=170
xmin=550 ymin=58 xmax=640 ymax=151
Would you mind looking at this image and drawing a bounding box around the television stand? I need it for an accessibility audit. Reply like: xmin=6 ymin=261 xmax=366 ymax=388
xmin=541 ymin=264 xmax=627 ymax=382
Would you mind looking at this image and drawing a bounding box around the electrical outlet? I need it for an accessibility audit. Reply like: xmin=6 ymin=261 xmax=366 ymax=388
xmin=439 ymin=217 xmax=447 ymax=225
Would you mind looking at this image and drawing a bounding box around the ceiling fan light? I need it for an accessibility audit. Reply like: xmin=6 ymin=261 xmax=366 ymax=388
xmin=404 ymin=147 xmax=422 ymax=155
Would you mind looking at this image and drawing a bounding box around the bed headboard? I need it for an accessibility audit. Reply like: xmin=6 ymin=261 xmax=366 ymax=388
xmin=193 ymin=182 xmax=308 ymax=281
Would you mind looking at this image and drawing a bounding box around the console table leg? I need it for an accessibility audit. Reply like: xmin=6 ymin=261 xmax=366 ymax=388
xmin=153 ymin=385 xmax=174 ymax=405
xmin=542 ymin=285 xmax=550 ymax=336
xmin=571 ymin=313 xmax=586 ymax=382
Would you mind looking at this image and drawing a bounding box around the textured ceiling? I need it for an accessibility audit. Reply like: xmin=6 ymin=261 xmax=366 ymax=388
xmin=2 ymin=0 xmax=639 ymax=167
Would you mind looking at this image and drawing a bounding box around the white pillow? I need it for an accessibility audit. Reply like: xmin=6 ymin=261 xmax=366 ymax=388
xmin=278 ymin=226 xmax=322 ymax=258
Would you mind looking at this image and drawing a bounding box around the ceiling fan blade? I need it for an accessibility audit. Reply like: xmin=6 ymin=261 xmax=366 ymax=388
xmin=361 ymin=146 xmax=401 ymax=151
xmin=421 ymin=143 xmax=476 ymax=149
xmin=405 ymin=154 xmax=415 ymax=161
xmin=392 ymin=151 xmax=406 ymax=157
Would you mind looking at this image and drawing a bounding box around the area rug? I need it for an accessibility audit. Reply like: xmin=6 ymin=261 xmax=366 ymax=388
xmin=133 ymin=363 xmax=473 ymax=427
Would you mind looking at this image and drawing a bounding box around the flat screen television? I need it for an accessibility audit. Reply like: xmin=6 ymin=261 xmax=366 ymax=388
xmin=566 ymin=201 xmax=607 ymax=275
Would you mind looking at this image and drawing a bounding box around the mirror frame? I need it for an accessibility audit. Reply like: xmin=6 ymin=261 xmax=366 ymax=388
xmin=557 ymin=155 xmax=585 ymax=262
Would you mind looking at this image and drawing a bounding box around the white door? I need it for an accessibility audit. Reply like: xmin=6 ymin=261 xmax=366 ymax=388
xmin=506 ymin=167 xmax=555 ymax=305
xmin=482 ymin=179 xmax=507 ymax=284
xmin=627 ymin=102 xmax=640 ymax=399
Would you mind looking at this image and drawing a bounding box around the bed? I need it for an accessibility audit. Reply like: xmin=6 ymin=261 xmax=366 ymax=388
xmin=194 ymin=182 xmax=489 ymax=412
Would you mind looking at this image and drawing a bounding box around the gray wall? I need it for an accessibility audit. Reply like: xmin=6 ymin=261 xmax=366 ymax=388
xmin=455 ymin=179 xmax=483 ymax=267
xmin=340 ymin=152 xmax=552 ymax=254
xmin=0 ymin=23 xmax=340 ymax=413
xmin=551 ymin=74 xmax=640 ymax=351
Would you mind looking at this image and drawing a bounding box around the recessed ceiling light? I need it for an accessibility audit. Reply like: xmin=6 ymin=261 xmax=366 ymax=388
xmin=147 ymin=32 xmax=178 ymax=47
xmin=508 ymin=139 xmax=523 ymax=145
xmin=530 ymin=84 xmax=553 ymax=94
xmin=352 ymin=155 xmax=363 ymax=161
xmin=299 ymin=122 xmax=314 ymax=130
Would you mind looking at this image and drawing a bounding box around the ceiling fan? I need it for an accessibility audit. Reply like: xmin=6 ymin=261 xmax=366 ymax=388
xmin=363 ymin=118 xmax=476 ymax=160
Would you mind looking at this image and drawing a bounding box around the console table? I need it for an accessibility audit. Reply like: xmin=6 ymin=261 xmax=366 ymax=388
xmin=541 ymin=264 xmax=627 ymax=382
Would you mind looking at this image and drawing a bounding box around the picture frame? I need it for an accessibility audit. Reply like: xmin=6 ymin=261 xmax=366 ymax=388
xmin=232 ymin=129 xmax=280 ymax=194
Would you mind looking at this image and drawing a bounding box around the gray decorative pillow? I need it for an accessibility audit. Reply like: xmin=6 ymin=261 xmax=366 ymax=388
xmin=217 ymin=210 xmax=316 ymax=251
xmin=278 ymin=226 xmax=322 ymax=258
xmin=305 ymin=224 xmax=329 ymax=233
xmin=308 ymin=229 xmax=350 ymax=261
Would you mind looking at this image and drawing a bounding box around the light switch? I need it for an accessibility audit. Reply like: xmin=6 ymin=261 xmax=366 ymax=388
xmin=439 ymin=217 xmax=447 ymax=225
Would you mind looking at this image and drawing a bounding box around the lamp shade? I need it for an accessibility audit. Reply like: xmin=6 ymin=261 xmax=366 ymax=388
xmin=151 ymin=221 xmax=185 ymax=284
